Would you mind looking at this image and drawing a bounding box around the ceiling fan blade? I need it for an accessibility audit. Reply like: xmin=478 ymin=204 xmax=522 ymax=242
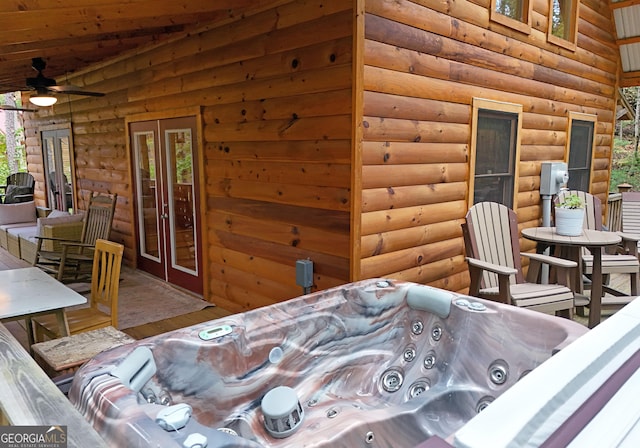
xmin=48 ymin=85 xmax=105 ymax=97
xmin=0 ymin=104 xmax=36 ymax=112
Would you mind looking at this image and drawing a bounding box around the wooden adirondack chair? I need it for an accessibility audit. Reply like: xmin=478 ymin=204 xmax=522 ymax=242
xmin=0 ymin=172 xmax=35 ymax=204
xmin=33 ymin=192 xmax=117 ymax=283
xmin=32 ymin=239 xmax=124 ymax=342
xmin=556 ymin=190 xmax=639 ymax=299
xmin=463 ymin=202 xmax=576 ymax=317
xmin=621 ymin=191 xmax=640 ymax=239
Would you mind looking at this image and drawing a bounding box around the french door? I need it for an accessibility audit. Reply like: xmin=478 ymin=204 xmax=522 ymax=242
xmin=42 ymin=129 xmax=75 ymax=212
xmin=130 ymin=117 xmax=203 ymax=294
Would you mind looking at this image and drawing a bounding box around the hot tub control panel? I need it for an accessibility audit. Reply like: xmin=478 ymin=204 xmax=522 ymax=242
xmin=198 ymin=325 xmax=233 ymax=341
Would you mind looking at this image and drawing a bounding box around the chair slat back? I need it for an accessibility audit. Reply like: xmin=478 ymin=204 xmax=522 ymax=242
xmin=607 ymin=193 xmax=623 ymax=232
xmin=80 ymin=193 xmax=117 ymax=245
xmin=6 ymin=172 xmax=35 ymax=189
xmin=465 ymin=202 xmax=523 ymax=288
xmin=621 ymin=192 xmax=640 ymax=234
xmin=90 ymin=239 xmax=124 ymax=328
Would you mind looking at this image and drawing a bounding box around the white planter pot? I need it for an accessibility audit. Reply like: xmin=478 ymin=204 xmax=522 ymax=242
xmin=555 ymin=207 xmax=585 ymax=236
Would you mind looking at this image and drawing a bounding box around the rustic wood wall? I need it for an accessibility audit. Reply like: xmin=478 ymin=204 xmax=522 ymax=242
xmin=22 ymin=0 xmax=355 ymax=312
xmin=357 ymin=0 xmax=619 ymax=292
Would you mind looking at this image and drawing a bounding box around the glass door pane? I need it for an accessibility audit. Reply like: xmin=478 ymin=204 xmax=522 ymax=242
xmin=133 ymin=130 xmax=161 ymax=261
xmin=166 ymin=127 xmax=197 ymax=275
xmin=130 ymin=116 xmax=202 ymax=295
xmin=42 ymin=129 xmax=74 ymax=212
xmin=60 ymin=135 xmax=73 ymax=211
xmin=42 ymin=136 xmax=55 ymax=207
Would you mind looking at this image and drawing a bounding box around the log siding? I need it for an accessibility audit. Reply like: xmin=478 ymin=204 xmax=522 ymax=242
xmin=360 ymin=0 xmax=619 ymax=292
xmin=23 ymin=0 xmax=354 ymax=312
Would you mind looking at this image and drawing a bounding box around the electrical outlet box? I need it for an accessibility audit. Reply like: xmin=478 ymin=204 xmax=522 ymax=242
xmin=540 ymin=162 xmax=569 ymax=196
xmin=296 ymin=259 xmax=313 ymax=288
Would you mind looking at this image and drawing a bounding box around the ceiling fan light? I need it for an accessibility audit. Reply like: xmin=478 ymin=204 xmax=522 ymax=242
xmin=29 ymin=94 xmax=57 ymax=107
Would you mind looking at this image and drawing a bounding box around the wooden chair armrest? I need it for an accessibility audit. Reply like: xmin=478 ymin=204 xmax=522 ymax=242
xmin=60 ymin=241 xmax=94 ymax=249
xmin=522 ymin=253 xmax=577 ymax=288
xmin=465 ymin=257 xmax=518 ymax=276
xmin=466 ymin=257 xmax=513 ymax=304
xmin=521 ymin=253 xmax=577 ymax=268
xmin=613 ymin=232 xmax=640 ymax=257
xmin=617 ymin=231 xmax=640 ymax=242
xmin=35 ymin=235 xmax=77 ymax=243
xmin=35 ymin=233 xmax=81 ymax=253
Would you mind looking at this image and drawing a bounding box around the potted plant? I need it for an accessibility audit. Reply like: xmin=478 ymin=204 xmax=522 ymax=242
xmin=555 ymin=194 xmax=585 ymax=236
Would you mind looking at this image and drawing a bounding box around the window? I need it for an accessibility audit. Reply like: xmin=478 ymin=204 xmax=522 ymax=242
xmin=566 ymin=113 xmax=595 ymax=191
xmin=470 ymin=99 xmax=522 ymax=208
xmin=42 ymin=128 xmax=75 ymax=212
xmin=491 ymin=0 xmax=532 ymax=34
xmin=548 ymin=0 xmax=578 ymax=50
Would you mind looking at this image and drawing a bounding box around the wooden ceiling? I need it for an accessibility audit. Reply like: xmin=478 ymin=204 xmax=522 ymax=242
xmin=1 ymin=0 xmax=637 ymax=94
xmin=0 ymin=0 xmax=255 ymax=94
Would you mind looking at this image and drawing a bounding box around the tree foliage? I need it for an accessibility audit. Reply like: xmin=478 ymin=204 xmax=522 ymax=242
xmin=0 ymin=92 xmax=27 ymax=179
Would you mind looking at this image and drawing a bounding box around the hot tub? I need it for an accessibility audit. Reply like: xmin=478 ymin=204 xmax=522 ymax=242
xmin=69 ymin=279 xmax=587 ymax=447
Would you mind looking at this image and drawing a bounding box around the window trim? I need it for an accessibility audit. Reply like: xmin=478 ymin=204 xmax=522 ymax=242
xmin=470 ymin=98 xmax=523 ymax=210
xmin=547 ymin=0 xmax=579 ymax=51
xmin=490 ymin=0 xmax=532 ymax=35
xmin=565 ymin=111 xmax=596 ymax=193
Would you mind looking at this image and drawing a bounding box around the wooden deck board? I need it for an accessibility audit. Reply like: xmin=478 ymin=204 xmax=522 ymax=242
xmin=122 ymin=307 xmax=233 ymax=339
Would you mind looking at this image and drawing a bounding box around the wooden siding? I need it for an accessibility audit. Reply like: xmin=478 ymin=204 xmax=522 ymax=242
xmin=359 ymin=0 xmax=619 ymax=292
xmin=22 ymin=0 xmax=354 ymax=312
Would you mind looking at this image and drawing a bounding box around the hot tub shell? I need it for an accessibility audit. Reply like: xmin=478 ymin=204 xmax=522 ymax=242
xmin=69 ymin=279 xmax=587 ymax=447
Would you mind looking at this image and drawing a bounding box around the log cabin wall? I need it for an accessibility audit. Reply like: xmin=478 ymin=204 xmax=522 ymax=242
xmin=21 ymin=0 xmax=355 ymax=312
xmin=357 ymin=0 xmax=619 ymax=292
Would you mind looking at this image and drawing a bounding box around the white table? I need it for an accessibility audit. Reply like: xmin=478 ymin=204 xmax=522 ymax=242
xmin=0 ymin=267 xmax=87 ymax=348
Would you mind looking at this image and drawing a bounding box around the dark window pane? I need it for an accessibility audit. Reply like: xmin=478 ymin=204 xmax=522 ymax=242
xmin=477 ymin=114 xmax=514 ymax=175
xmin=474 ymin=110 xmax=517 ymax=206
xmin=567 ymin=120 xmax=593 ymax=191
xmin=474 ymin=175 xmax=514 ymax=205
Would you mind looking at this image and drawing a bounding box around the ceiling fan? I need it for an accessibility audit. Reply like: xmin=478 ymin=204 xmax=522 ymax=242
xmin=14 ymin=57 xmax=105 ymax=107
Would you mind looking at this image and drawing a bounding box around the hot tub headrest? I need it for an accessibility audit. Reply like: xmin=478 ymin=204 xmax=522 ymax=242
xmin=109 ymin=346 xmax=157 ymax=393
xmin=406 ymin=285 xmax=452 ymax=318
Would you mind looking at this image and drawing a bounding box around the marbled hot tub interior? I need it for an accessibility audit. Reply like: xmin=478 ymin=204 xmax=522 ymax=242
xmin=69 ymin=279 xmax=587 ymax=447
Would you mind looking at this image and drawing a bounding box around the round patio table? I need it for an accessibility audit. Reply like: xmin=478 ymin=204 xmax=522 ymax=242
xmin=521 ymin=227 xmax=622 ymax=328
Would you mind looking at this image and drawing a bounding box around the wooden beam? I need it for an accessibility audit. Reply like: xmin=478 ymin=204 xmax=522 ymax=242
xmin=617 ymin=36 xmax=640 ymax=46
xmin=0 ymin=0 xmax=252 ymax=21
xmin=0 ymin=14 xmax=223 ymax=45
xmin=620 ymin=71 xmax=640 ymax=87
xmin=608 ymin=0 xmax=640 ymax=10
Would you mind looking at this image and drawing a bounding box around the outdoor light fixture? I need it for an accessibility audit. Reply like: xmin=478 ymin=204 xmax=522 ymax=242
xmin=29 ymin=90 xmax=57 ymax=107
